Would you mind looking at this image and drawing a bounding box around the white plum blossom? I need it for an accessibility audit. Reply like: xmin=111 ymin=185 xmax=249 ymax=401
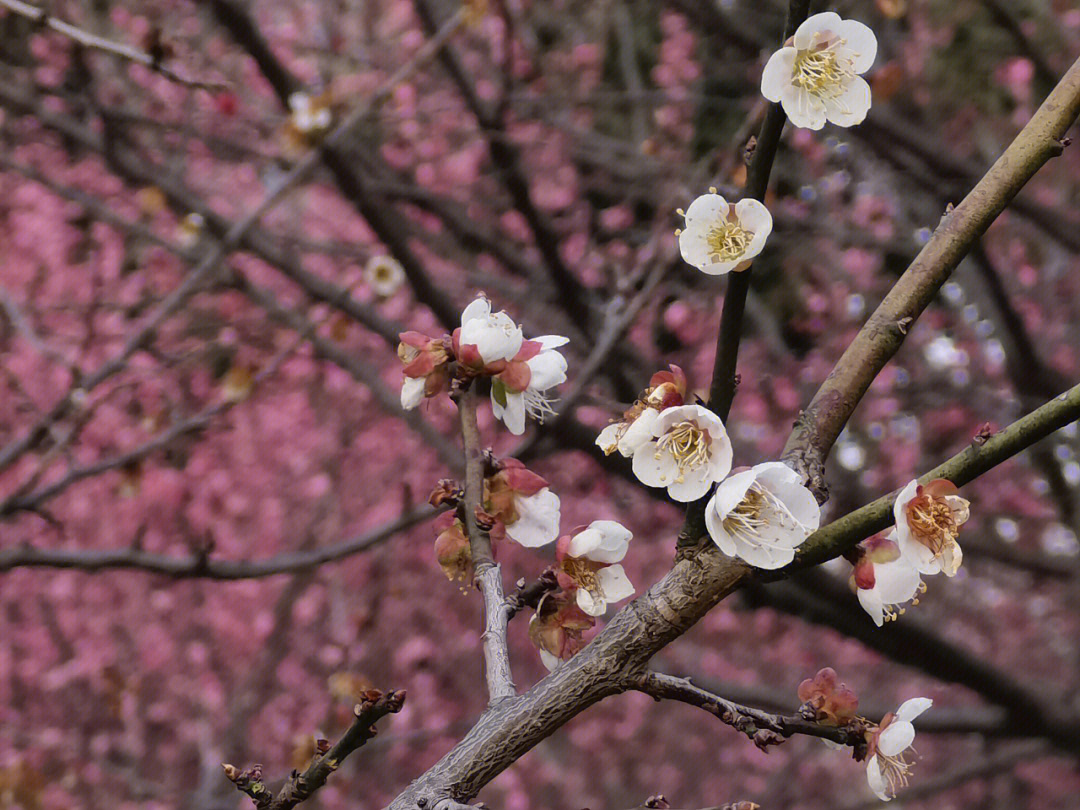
xmin=288 ymin=91 xmax=332 ymax=133
xmin=632 ymin=405 xmax=733 ymax=502
xmin=365 ymin=255 xmax=405 ymax=297
xmin=866 ymin=698 xmax=933 ymax=801
xmin=557 ymin=521 xmax=636 ymax=617
xmin=485 ymin=459 xmax=561 ymax=549
xmin=852 ymin=531 xmax=925 ymax=627
xmin=491 ymin=335 xmax=569 ymax=435
xmin=457 ymin=297 xmax=524 ymax=367
xmin=704 ymin=461 xmax=820 ymax=569
xmin=678 ymin=191 xmax=773 ymax=275
xmin=761 ymin=12 xmax=877 ymax=130
xmin=597 ymin=366 xmax=687 ymax=457
xmin=894 ymin=479 xmax=970 ymax=576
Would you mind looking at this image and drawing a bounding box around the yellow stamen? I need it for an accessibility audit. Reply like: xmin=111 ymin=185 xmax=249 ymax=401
xmin=706 ymin=221 xmax=750 ymax=264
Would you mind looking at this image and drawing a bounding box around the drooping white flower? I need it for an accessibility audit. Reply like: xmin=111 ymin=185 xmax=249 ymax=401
xmin=365 ymin=255 xmax=405 ymax=297
xmin=632 ymin=405 xmax=733 ymax=502
xmin=491 ymin=335 xmax=568 ymax=435
xmin=557 ymin=521 xmax=636 ymax=617
xmin=894 ymin=479 xmax=969 ymax=576
xmin=851 ymin=531 xmax=925 ymax=627
xmin=760 ymin=12 xmax=877 ymax=130
xmin=288 ymin=91 xmax=332 ymax=133
xmin=485 ymin=459 xmax=561 ymax=549
xmin=865 ymin=698 xmax=932 ymax=801
xmin=704 ymin=461 xmax=820 ymax=568
xmin=678 ymin=192 xmax=773 ymax=275
xmin=456 ymin=297 xmax=524 ymax=368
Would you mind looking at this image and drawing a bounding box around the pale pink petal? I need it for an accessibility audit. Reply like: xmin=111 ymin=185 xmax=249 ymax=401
xmin=877 ymin=721 xmax=915 ymax=757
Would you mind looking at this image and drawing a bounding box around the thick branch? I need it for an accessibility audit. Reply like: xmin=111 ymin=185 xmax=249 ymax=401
xmin=782 ymin=55 xmax=1080 ymax=496
xmin=455 ymin=392 xmax=515 ymax=703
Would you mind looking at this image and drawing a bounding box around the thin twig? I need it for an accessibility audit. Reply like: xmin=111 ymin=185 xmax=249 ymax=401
xmin=0 ymin=0 xmax=226 ymax=89
xmin=455 ymin=391 xmax=516 ymax=703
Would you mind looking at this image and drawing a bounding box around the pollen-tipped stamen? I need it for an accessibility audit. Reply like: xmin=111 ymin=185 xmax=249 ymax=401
xmin=706 ymin=221 xmax=751 ymax=264
xmin=655 ymin=421 xmax=710 ymax=483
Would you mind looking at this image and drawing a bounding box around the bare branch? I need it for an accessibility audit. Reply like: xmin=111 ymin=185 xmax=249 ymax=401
xmin=0 ymin=505 xmax=438 ymax=579
xmin=0 ymin=0 xmax=226 ymax=89
xmin=631 ymin=672 xmax=860 ymax=749
xmin=783 ymin=55 xmax=1080 ymax=498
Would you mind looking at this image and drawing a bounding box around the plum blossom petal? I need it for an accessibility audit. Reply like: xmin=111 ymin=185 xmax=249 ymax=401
xmin=401 ymin=376 xmax=425 ymax=410
xmin=505 ymin=488 xmax=561 ymax=548
xmin=567 ymin=520 xmax=632 ymax=564
xmin=459 ymin=297 xmax=523 ymax=364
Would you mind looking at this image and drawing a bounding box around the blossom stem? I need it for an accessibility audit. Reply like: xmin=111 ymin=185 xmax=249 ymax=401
xmin=455 ymin=389 xmax=517 ymax=703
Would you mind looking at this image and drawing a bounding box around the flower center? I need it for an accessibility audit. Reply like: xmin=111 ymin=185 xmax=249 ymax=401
xmin=722 ymin=482 xmax=801 ymax=548
xmin=706 ymin=221 xmax=751 ymax=263
xmin=906 ymin=495 xmax=958 ymax=554
xmin=656 ymin=420 xmax=710 ymax=483
xmin=562 ymin=558 xmax=601 ymax=595
xmin=792 ymin=40 xmax=853 ymax=99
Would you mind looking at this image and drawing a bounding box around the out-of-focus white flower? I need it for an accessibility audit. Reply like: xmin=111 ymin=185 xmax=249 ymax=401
xmin=597 ymin=366 xmax=687 ymax=457
xmin=677 ymin=192 xmax=773 ymax=275
xmin=760 ymin=12 xmax=877 ymax=130
xmin=865 ymin=698 xmax=932 ymax=801
xmin=632 ymin=405 xmax=733 ymax=502
xmin=365 ymin=255 xmax=405 ymax=297
xmin=455 ymin=297 xmax=524 ymax=368
xmin=557 ymin=521 xmax=635 ymax=617
xmin=491 ymin=336 xmax=568 ymax=435
xmin=894 ymin=479 xmax=969 ymax=576
xmin=289 ymin=91 xmax=332 ymax=133
xmin=704 ymin=461 xmax=820 ymax=568
xmin=851 ymin=531 xmax=925 ymax=626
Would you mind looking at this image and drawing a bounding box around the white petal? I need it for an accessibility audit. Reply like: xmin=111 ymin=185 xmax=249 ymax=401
xmin=705 ymin=498 xmax=738 ymax=558
xmin=682 ymin=193 xmax=729 ymax=228
xmin=586 ymin=520 xmax=632 ymax=563
xmin=873 ymin=558 xmax=922 ymax=604
xmin=704 ymin=435 xmax=734 ymax=485
xmin=527 ymin=349 xmax=568 ymax=390
xmin=538 ymin=648 xmax=561 ymax=671
xmin=711 ymin=469 xmax=758 ymax=517
xmin=532 ymin=335 xmax=569 ymax=349
xmin=498 ymin=392 xmax=527 ymax=435
xmin=619 ymin=409 xmax=660 ymax=456
xmin=760 ymin=475 xmax=821 ymax=534
xmin=782 ymin=85 xmax=827 ymax=130
xmin=733 ymin=535 xmax=790 ymax=569
xmin=836 ymin=19 xmax=877 ymax=73
xmin=576 ymin=587 xmax=605 ymax=617
xmin=734 ymin=199 xmax=773 ymax=241
xmin=939 ymin=542 xmax=962 ymax=577
xmin=596 ymin=423 xmax=622 ymax=454
xmin=568 ymin=528 xmax=601 ymax=558
xmin=794 ymin=11 xmax=843 ymax=50
xmin=597 ymin=564 xmax=635 ymax=604
xmin=666 ymin=465 xmax=714 ymax=503
xmin=760 ymin=47 xmax=797 ymax=102
xmin=824 ymin=75 xmax=871 ymax=128
xmin=506 ymin=489 xmax=560 ymax=548
xmin=877 ymin=721 xmax=915 ymax=757
xmin=460 ymin=297 xmax=491 ymax=327
xmin=857 ymin=587 xmax=886 ymax=627
xmin=697 ymin=256 xmax=743 ymax=276
xmin=401 ymin=377 xmax=425 ymax=410
xmin=632 ymin=443 xmax=678 ymax=488
xmin=866 ymin=756 xmax=891 ymax=801
xmin=893 ymin=480 xmax=919 ymax=527
xmin=895 ymin=697 xmax=933 ymax=724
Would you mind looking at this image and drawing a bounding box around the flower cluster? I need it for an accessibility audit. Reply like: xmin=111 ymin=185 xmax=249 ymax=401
xmin=847 ymin=478 xmax=970 ymax=626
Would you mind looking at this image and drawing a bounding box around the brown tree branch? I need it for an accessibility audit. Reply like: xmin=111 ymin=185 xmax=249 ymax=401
xmin=782 ymin=55 xmax=1080 ymax=498
xmin=631 ymin=672 xmax=858 ymax=749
